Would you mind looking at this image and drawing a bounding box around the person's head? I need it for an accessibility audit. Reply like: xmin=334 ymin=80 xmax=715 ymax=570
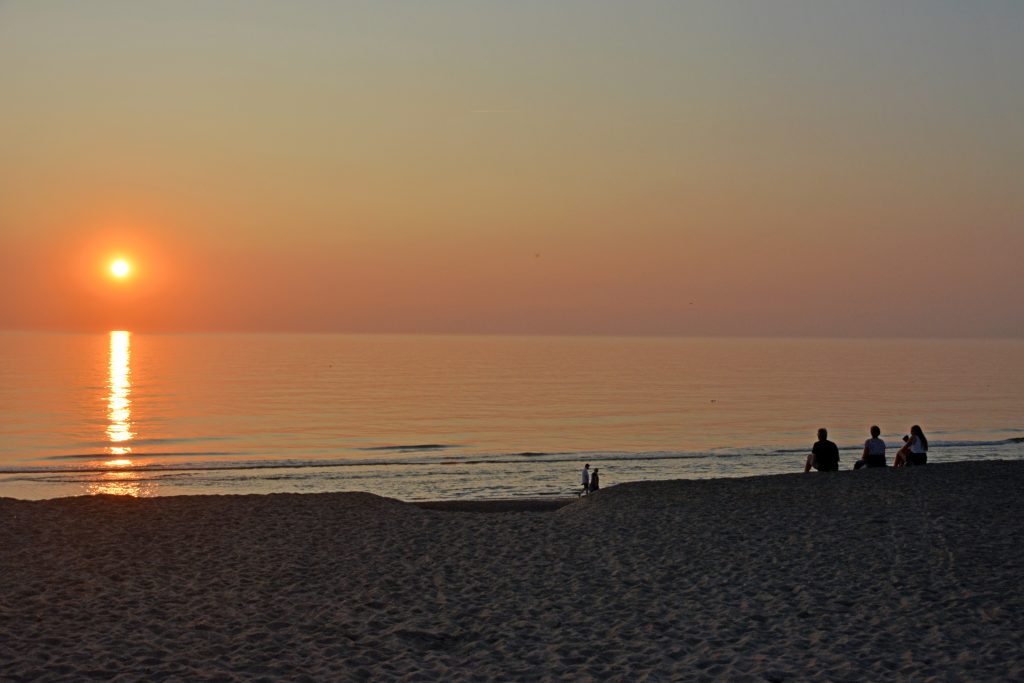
xmin=870 ymin=425 xmax=880 ymax=438
xmin=817 ymin=428 xmax=828 ymax=441
xmin=593 ymin=468 xmax=599 ymax=473
xmin=584 ymin=463 xmax=590 ymax=469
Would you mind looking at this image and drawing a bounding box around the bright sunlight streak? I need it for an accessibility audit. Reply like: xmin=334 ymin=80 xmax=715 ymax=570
xmin=110 ymin=259 xmax=131 ymax=278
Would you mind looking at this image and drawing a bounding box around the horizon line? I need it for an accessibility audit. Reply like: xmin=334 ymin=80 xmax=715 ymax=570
xmin=1 ymin=328 xmax=1021 ymax=341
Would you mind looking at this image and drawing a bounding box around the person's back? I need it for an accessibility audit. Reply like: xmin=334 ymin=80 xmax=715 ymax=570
xmin=807 ymin=428 xmax=840 ymax=472
xmin=855 ymin=432 xmax=886 ymax=469
xmin=589 ymin=469 xmax=600 ymax=492
xmin=814 ymin=439 xmax=840 ymax=471
xmin=863 ymin=425 xmax=886 ymax=468
xmin=863 ymin=438 xmax=886 ymax=467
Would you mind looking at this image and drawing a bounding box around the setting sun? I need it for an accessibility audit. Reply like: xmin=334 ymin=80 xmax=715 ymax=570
xmin=110 ymin=259 xmax=131 ymax=278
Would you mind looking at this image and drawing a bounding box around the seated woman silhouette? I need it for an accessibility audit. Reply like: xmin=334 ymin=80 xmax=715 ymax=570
xmin=893 ymin=425 xmax=928 ymax=467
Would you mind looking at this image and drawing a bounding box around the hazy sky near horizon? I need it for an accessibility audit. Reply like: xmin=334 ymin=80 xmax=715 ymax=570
xmin=1 ymin=1 xmax=1022 ymax=336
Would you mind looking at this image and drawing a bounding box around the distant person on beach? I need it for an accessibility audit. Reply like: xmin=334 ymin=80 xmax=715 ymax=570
xmin=581 ymin=464 xmax=591 ymax=496
xmin=854 ymin=425 xmax=887 ymax=469
xmin=893 ymin=425 xmax=928 ymax=467
xmin=805 ymin=428 xmax=840 ymax=472
xmin=589 ymin=468 xmax=600 ymax=493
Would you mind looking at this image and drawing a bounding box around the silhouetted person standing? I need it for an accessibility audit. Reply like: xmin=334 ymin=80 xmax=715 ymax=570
xmin=805 ymin=428 xmax=840 ymax=472
xmin=589 ymin=468 xmax=600 ymax=493
xmin=580 ymin=463 xmax=591 ymax=496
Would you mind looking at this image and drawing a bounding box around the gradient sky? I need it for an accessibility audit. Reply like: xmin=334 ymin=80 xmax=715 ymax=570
xmin=1 ymin=1 xmax=1022 ymax=336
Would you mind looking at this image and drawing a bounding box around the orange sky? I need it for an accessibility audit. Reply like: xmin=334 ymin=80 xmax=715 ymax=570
xmin=1 ymin=2 xmax=1022 ymax=336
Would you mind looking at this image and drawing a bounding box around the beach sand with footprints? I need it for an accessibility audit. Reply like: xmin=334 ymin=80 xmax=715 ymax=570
xmin=2 ymin=460 xmax=1022 ymax=681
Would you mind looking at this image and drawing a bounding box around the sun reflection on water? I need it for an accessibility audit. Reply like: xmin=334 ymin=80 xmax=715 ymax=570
xmin=103 ymin=458 xmax=133 ymax=467
xmin=87 ymin=470 xmax=154 ymax=497
xmin=97 ymin=330 xmax=149 ymax=495
xmin=106 ymin=331 xmax=134 ymax=459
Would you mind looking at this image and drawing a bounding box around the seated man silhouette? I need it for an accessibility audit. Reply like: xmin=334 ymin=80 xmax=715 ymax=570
xmin=805 ymin=428 xmax=840 ymax=472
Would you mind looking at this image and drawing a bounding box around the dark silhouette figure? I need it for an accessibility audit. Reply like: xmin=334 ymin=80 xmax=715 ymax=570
xmin=854 ymin=425 xmax=887 ymax=469
xmin=589 ymin=468 xmax=600 ymax=493
xmin=893 ymin=425 xmax=928 ymax=467
xmin=805 ymin=428 xmax=840 ymax=472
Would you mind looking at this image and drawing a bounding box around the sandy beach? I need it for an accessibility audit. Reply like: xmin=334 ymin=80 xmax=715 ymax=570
xmin=2 ymin=461 xmax=1023 ymax=681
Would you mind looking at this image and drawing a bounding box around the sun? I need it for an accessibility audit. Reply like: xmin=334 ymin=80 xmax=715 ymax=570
xmin=110 ymin=259 xmax=131 ymax=278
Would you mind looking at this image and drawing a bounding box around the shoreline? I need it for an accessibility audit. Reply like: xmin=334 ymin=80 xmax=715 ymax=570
xmin=8 ymin=454 xmax=1024 ymax=507
xmin=3 ymin=460 xmax=1022 ymax=680
xmin=3 ymin=441 xmax=1023 ymax=503
xmin=0 ymin=458 xmax=1017 ymax=506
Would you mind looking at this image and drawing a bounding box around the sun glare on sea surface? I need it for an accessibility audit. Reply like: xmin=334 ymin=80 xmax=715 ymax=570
xmin=110 ymin=259 xmax=131 ymax=278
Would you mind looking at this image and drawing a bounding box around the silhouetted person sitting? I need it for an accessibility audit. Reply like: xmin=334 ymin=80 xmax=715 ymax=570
xmin=854 ymin=425 xmax=886 ymax=469
xmin=893 ymin=425 xmax=928 ymax=467
xmin=805 ymin=428 xmax=840 ymax=472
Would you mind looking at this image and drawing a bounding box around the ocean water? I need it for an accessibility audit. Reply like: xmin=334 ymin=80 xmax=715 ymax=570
xmin=0 ymin=332 xmax=1021 ymax=501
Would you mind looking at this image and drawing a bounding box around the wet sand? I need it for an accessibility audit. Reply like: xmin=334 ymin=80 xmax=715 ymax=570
xmin=2 ymin=460 xmax=1023 ymax=681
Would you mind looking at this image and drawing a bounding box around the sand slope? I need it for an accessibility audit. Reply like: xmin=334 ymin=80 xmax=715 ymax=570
xmin=2 ymin=461 xmax=1023 ymax=681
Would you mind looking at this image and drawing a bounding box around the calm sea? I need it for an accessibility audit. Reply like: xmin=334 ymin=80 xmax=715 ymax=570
xmin=1 ymin=333 xmax=1021 ymax=501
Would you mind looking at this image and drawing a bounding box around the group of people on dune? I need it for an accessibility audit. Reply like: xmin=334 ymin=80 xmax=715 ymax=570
xmin=805 ymin=424 xmax=929 ymax=472
xmin=577 ymin=424 xmax=928 ymax=491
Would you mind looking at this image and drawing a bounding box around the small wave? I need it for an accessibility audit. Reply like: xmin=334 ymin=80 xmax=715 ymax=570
xmin=73 ymin=436 xmax=232 ymax=448
xmin=358 ymin=444 xmax=459 ymax=452
xmin=771 ymin=437 xmax=1024 ymax=453
xmin=0 ymin=457 xmax=448 ymax=476
xmin=771 ymin=446 xmax=869 ymax=454
xmin=42 ymin=451 xmax=240 ymax=461
xmin=926 ymin=438 xmax=1024 ymax=448
xmin=431 ymin=452 xmax=723 ymax=466
xmin=2 ymin=472 xmax=196 ymax=484
xmin=515 ymin=451 xmax=570 ymax=457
